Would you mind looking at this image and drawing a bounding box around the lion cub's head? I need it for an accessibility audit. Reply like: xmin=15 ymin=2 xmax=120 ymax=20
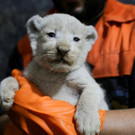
xmin=26 ymin=13 xmax=97 ymax=72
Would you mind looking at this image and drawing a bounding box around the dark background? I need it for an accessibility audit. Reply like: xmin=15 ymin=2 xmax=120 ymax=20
xmin=0 ymin=0 xmax=135 ymax=81
xmin=0 ymin=0 xmax=53 ymax=81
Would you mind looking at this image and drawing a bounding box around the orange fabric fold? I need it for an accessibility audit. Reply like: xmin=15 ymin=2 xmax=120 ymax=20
xmin=4 ymin=69 xmax=106 ymax=134
xmin=98 ymin=110 xmax=106 ymax=131
xmin=87 ymin=0 xmax=135 ymax=78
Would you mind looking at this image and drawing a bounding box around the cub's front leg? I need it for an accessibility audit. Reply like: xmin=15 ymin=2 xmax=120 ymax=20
xmin=0 ymin=77 xmax=19 ymax=111
xmin=68 ymin=66 xmax=107 ymax=135
xmin=75 ymin=84 xmax=103 ymax=135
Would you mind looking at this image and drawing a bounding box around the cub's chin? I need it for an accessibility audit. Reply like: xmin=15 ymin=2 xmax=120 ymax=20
xmin=48 ymin=61 xmax=73 ymax=73
xmin=37 ymin=60 xmax=73 ymax=73
xmin=52 ymin=65 xmax=72 ymax=73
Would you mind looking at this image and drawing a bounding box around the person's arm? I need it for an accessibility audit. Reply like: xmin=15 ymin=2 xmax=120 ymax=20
xmin=1 ymin=109 xmax=135 ymax=135
xmin=100 ymin=109 xmax=135 ymax=135
xmin=0 ymin=114 xmax=10 ymax=135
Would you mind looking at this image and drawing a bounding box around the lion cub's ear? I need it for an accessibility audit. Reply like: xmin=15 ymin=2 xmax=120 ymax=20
xmin=26 ymin=15 xmax=43 ymax=56
xmin=26 ymin=15 xmax=43 ymax=37
xmin=86 ymin=25 xmax=97 ymax=45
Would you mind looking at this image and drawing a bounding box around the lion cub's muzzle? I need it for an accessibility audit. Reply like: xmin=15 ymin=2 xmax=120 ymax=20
xmin=55 ymin=47 xmax=71 ymax=64
xmin=56 ymin=47 xmax=70 ymax=58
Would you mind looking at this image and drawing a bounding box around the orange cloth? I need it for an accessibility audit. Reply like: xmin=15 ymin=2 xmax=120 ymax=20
xmin=4 ymin=69 xmax=106 ymax=135
xmin=87 ymin=0 xmax=135 ymax=78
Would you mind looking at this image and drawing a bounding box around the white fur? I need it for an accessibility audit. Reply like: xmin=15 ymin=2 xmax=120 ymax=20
xmin=0 ymin=14 xmax=108 ymax=135
xmin=0 ymin=77 xmax=19 ymax=111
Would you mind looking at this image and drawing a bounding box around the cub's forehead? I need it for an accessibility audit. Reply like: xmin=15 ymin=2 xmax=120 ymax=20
xmin=41 ymin=14 xmax=87 ymax=33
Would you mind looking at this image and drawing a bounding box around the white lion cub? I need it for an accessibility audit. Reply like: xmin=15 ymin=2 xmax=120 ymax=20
xmin=0 ymin=14 xmax=108 ymax=135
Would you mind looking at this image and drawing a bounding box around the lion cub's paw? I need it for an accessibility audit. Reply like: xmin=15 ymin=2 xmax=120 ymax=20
xmin=0 ymin=77 xmax=19 ymax=111
xmin=74 ymin=109 xmax=100 ymax=135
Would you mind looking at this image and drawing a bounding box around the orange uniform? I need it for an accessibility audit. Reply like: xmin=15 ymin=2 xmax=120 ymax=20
xmin=87 ymin=0 xmax=135 ymax=78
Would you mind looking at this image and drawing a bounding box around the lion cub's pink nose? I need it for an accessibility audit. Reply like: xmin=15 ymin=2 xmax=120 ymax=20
xmin=57 ymin=47 xmax=70 ymax=57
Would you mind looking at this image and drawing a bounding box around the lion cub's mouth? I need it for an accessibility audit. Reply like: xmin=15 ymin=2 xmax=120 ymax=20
xmin=52 ymin=58 xmax=71 ymax=65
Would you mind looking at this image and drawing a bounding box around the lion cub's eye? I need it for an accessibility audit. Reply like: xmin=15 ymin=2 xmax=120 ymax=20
xmin=47 ymin=32 xmax=56 ymax=37
xmin=73 ymin=37 xmax=80 ymax=42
